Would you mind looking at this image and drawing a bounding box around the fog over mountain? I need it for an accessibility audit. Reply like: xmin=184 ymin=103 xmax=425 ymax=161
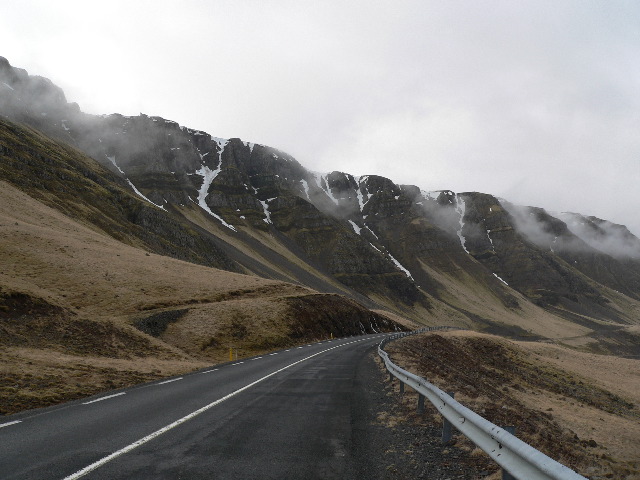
xmin=1 ymin=1 xmax=638 ymax=236
xmin=504 ymin=202 xmax=640 ymax=261
xmin=2 ymin=52 xmax=640 ymax=386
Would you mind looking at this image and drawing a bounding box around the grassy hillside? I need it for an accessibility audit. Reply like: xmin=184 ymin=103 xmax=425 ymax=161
xmin=386 ymin=331 xmax=640 ymax=479
xmin=0 ymin=179 xmax=401 ymax=414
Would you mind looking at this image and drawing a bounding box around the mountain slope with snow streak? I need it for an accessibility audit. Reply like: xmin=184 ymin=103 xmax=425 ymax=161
xmin=2 ymin=56 xmax=640 ymax=343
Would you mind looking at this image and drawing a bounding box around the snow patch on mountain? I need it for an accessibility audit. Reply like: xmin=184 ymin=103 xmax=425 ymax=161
xmin=195 ymin=163 xmax=236 ymax=231
xmin=348 ymin=220 xmax=362 ymax=235
xmin=388 ymin=253 xmax=414 ymax=280
xmin=212 ymin=137 xmax=229 ymax=157
xmin=108 ymin=153 xmax=165 ymax=210
xmin=125 ymin=179 xmax=166 ymax=211
xmin=486 ymin=229 xmax=495 ymax=251
xmin=260 ymin=198 xmax=277 ymax=224
xmin=312 ymin=172 xmax=339 ymax=205
xmin=243 ymin=140 xmax=255 ymax=153
xmin=355 ymin=176 xmax=371 ymax=212
xmin=455 ymin=195 xmax=469 ymax=253
xmin=191 ymin=137 xmax=236 ymax=230
xmin=300 ymin=179 xmax=310 ymax=200
xmin=365 ymin=225 xmax=379 ymax=240
xmin=105 ymin=155 xmax=125 ymax=175
xmin=421 ymin=190 xmax=440 ymax=201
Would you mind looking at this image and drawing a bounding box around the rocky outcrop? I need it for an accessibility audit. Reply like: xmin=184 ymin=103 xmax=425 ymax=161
xmin=456 ymin=193 xmax=609 ymax=310
xmin=559 ymin=212 xmax=640 ymax=260
xmin=0 ymin=118 xmax=241 ymax=272
xmin=505 ymin=203 xmax=640 ymax=302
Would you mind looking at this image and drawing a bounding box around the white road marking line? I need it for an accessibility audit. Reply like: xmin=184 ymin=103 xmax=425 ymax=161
xmin=297 ymin=346 xmax=303 ymax=349
xmin=200 ymin=369 xmax=219 ymax=374
xmin=269 ymin=353 xmax=278 ymax=356
xmin=61 ymin=339 xmax=368 ymax=480
xmin=250 ymin=357 xmax=263 ymax=361
xmin=0 ymin=420 xmax=21 ymax=429
xmin=231 ymin=362 xmax=244 ymax=366
xmin=157 ymin=377 xmax=183 ymax=385
xmin=82 ymin=393 xmax=126 ymax=405
xmin=284 ymin=349 xmax=291 ymax=352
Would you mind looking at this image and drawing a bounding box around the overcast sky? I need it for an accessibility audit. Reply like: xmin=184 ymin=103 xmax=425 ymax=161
xmin=2 ymin=0 xmax=639 ymax=235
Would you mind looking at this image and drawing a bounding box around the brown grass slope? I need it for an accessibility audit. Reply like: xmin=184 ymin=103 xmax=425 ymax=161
xmin=0 ymin=177 xmax=401 ymax=414
xmin=0 ymin=117 xmax=405 ymax=314
xmin=0 ymin=118 xmax=242 ymax=272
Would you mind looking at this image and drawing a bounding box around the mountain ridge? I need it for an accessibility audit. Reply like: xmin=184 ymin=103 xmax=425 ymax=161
xmin=2 ymin=56 xmax=639 ymax=353
xmin=2 ymin=56 xmax=639 ymax=478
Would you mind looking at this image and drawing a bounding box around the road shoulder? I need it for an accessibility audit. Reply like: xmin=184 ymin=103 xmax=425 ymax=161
xmin=351 ymin=348 xmax=495 ymax=479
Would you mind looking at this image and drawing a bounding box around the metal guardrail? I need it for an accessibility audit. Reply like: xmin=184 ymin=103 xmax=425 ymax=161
xmin=379 ymin=327 xmax=588 ymax=480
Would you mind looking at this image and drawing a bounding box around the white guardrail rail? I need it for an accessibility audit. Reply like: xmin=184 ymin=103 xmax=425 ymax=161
xmin=379 ymin=327 xmax=588 ymax=480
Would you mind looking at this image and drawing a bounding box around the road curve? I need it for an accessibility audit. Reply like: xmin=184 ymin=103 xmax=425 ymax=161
xmin=0 ymin=334 xmax=390 ymax=479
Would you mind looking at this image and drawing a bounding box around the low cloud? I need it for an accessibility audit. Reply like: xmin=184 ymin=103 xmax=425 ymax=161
xmin=503 ymin=201 xmax=640 ymax=260
xmin=558 ymin=213 xmax=640 ymax=260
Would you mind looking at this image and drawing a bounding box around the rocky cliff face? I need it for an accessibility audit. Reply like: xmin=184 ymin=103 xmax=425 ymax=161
xmin=450 ymin=193 xmax=599 ymax=304
xmin=2 ymin=56 xmax=640 ymax=330
xmin=0 ymin=56 xmax=80 ymax=137
xmin=505 ymin=203 xmax=640 ymax=303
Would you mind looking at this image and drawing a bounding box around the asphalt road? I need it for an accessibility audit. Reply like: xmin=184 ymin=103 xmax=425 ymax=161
xmin=0 ymin=334 xmax=391 ymax=479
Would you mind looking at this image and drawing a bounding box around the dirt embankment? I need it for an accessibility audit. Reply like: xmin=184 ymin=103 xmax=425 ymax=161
xmin=134 ymin=292 xmax=403 ymax=363
xmin=385 ymin=331 xmax=640 ymax=480
xmin=0 ymin=287 xmax=404 ymax=415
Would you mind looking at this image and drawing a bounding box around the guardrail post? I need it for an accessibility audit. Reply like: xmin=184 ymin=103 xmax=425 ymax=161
xmin=441 ymin=392 xmax=455 ymax=443
xmin=417 ymin=393 xmax=425 ymax=413
xmin=399 ymin=381 xmax=404 ymax=394
xmin=502 ymin=426 xmax=516 ymax=480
